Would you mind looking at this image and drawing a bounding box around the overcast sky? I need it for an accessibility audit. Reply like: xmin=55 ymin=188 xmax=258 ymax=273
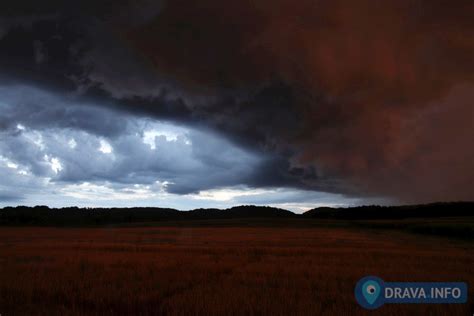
xmin=0 ymin=1 xmax=472 ymax=211
xmin=0 ymin=85 xmax=364 ymax=212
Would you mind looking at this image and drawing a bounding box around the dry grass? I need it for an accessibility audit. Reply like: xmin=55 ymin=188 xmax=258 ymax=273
xmin=0 ymin=226 xmax=472 ymax=315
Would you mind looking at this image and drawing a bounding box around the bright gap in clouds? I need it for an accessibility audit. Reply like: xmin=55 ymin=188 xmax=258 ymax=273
xmin=49 ymin=157 xmax=63 ymax=174
xmin=142 ymin=127 xmax=192 ymax=149
xmin=0 ymin=85 xmax=364 ymax=212
xmin=99 ymin=139 xmax=113 ymax=154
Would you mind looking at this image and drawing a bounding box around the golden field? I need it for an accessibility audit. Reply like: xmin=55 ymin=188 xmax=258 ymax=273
xmin=0 ymin=225 xmax=472 ymax=315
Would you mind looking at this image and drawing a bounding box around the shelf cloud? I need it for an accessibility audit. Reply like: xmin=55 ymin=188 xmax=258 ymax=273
xmin=0 ymin=0 xmax=473 ymax=206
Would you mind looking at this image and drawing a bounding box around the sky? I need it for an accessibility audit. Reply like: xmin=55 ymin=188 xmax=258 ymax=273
xmin=0 ymin=0 xmax=473 ymax=212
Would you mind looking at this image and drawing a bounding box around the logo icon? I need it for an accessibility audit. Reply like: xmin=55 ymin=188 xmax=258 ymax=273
xmin=362 ymin=279 xmax=381 ymax=305
xmin=355 ymin=276 xmax=384 ymax=309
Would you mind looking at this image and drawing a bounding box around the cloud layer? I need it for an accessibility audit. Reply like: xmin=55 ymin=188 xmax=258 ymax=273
xmin=0 ymin=0 xmax=473 ymax=204
xmin=0 ymin=86 xmax=257 ymax=193
xmin=0 ymin=85 xmax=360 ymax=211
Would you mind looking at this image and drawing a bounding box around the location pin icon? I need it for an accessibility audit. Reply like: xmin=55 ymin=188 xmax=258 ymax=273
xmin=362 ymin=280 xmax=380 ymax=305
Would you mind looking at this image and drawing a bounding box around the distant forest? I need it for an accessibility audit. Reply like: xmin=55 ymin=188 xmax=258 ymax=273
xmin=0 ymin=202 xmax=472 ymax=226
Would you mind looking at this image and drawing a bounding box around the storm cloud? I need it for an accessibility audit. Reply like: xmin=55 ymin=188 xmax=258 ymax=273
xmin=0 ymin=85 xmax=345 ymax=211
xmin=0 ymin=86 xmax=266 ymax=193
xmin=0 ymin=0 xmax=473 ymax=205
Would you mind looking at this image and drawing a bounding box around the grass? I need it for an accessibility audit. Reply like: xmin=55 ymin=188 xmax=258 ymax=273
xmin=351 ymin=217 xmax=474 ymax=240
xmin=0 ymin=225 xmax=473 ymax=315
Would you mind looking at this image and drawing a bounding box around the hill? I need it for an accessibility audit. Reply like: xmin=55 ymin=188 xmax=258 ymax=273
xmin=0 ymin=202 xmax=473 ymax=226
xmin=303 ymin=202 xmax=474 ymax=220
xmin=0 ymin=205 xmax=296 ymax=226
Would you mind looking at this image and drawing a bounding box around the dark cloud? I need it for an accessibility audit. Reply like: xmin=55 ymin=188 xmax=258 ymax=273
xmin=0 ymin=0 xmax=473 ymax=203
xmin=0 ymin=88 xmax=292 ymax=196
xmin=0 ymin=86 xmax=129 ymax=137
xmin=121 ymin=0 xmax=474 ymax=202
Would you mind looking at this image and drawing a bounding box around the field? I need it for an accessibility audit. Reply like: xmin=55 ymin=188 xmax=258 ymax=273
xmin=0 ymin=224 xmax=473 ymax=315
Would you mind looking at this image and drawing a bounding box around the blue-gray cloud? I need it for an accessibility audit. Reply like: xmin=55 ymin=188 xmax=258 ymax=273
xmin=0 ymin=85 xmax=365 ymax=210
xmin=0 ymin=85 xmax=279 ymax=197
